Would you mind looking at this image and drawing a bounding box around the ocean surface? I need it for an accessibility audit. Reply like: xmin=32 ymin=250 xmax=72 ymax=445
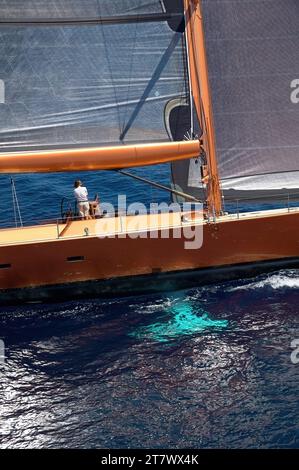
xmin=0 ymin=168 xmax=298 ymax=449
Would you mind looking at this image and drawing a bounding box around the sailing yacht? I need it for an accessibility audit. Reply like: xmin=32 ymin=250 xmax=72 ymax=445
xmin=0 ymin=0 xmax=298 ymax=304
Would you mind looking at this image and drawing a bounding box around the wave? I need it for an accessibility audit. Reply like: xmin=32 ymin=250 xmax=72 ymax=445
xmin=230 ymin=270 xmax=299 ymax=291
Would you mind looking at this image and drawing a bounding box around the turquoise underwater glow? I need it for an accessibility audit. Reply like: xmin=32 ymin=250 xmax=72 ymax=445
xmin=131 ymin=301 xmax=229 ymax=342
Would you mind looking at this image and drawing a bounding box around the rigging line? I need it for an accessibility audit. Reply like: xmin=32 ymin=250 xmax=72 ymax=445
xmin=184 ymin=7 xmax=194 ymax=136
xmin=119 ymin=32 xmax=181 ymax=141
xmin=15 ymin=194 xmax=23 ymax=228
xmin=167 ymin=30 xmax=194 ymax=204
xmin=117 ymin=169 xmax=202 ymax=203
xmin=98 ymin=5 xmax=122 ymax=141
xmin=175 ymin=34 xmax=190 ymax=141
xmin=0 ymin=13 xmax=183 ymax=26
xmin=11 ymin=178 xmax=17 ymax=228
xmin=121 ymin=2 xmax=140 ymax=140
xmin=159 ymin=1 xmax=167 ymax=14
xmin=10 ymin=178 xmax=23 ymax=227
xmin=13 ymin=179 xmax=23 ymax=227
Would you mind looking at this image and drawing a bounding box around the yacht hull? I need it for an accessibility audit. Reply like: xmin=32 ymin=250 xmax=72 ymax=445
xmin=0 ymin=210 xmax=298 ymax=304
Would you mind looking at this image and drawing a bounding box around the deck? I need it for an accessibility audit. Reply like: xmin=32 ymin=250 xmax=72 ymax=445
xmin=0 ymin=206 xmax=298 ymax=247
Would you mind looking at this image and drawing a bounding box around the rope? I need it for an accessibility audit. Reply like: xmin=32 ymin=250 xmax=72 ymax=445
xmin=98 ymin=3 xmax=122 ymax=140
xmin=11 ymin=178 xmax=23 ymax=227
xmin=121 ymin=2 xmax=139 ymax=141
xmin=11 ymin=179 xmax=17 ymax=228
xmin=117 ymin=169 xmax=202 ymax=203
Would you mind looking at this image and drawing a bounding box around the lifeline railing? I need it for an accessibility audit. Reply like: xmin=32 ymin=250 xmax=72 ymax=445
xmin=223 ymin=191 xmax=299 ymax=221
xmin=1 ymin=192 xmax=299 ymax=241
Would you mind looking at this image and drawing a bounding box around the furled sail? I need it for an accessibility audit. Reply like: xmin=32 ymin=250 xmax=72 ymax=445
xmin=172 ymin=0 xmax=299 ymax=197
xmin=0 ymin=0 xmax=200 ymax=171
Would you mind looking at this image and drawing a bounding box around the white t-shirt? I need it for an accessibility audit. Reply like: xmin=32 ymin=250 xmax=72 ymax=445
xmin=74 ymin=186 xmax=88 ymax=202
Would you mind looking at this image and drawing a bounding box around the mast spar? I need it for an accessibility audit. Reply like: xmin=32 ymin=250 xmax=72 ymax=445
xmin=184 ymin=0 xmax=222 ymax=216
xmin=0 ymin=140 xmax=200 ymax=174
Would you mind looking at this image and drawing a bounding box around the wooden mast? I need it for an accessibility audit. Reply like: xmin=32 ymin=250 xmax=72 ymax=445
xmin=184 ymin=0 xmax=222 ymax=216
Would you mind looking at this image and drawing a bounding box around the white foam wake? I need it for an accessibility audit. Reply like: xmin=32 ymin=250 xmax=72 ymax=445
xmin=230 ymin=271 xmax=299 ymax=291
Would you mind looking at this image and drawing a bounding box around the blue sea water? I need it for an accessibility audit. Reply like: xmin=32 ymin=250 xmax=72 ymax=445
xmin=0 ymin=168 xmax=298 ymax=448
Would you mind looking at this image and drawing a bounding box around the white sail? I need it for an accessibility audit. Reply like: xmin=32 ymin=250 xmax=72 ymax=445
xmin=0 ymin=0 xmax=189 ymax=151
xmin=203 ymin=0 xmax=299 ymax=191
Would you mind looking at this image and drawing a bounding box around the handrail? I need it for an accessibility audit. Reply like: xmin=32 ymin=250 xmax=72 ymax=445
xmin=224 ymin=191 xmax=299 ymax=202
xmin=0 ymin=211 xmax=202 ymax=245
xmin=229 ymin=193 xmax=299 ymax=220
xmin=0 ymin=204 xmax=299 ymax=246
xmin=0 ymin=192 xmax=299 ymax=231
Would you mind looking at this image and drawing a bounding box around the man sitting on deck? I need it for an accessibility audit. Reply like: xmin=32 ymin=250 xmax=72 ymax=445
xmin=73 ymin=180 xmax=92 ymax=220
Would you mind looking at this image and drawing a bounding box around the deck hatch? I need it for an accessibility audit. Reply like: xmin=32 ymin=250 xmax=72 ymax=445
xmin=67 ymin=256 xmax=85 ymax=262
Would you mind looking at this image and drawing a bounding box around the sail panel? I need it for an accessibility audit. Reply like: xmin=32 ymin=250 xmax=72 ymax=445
xmin=0 ymin=1 xmax=164 ymax=20
xmin=0 ymin=3 xmax=189 ymax=152
xmin=202 ymin=0 xmax=299 ymax=190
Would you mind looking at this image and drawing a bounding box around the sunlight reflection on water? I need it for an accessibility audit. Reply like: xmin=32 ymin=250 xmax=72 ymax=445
xmin=130 ymin=300 xmax=228 ymax=342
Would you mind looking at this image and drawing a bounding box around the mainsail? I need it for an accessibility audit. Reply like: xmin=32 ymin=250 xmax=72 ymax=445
xmin=172 ymin=0 xmax=299 ymax=196
xmin=0 ymin=0 xmax=201 ymax=170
